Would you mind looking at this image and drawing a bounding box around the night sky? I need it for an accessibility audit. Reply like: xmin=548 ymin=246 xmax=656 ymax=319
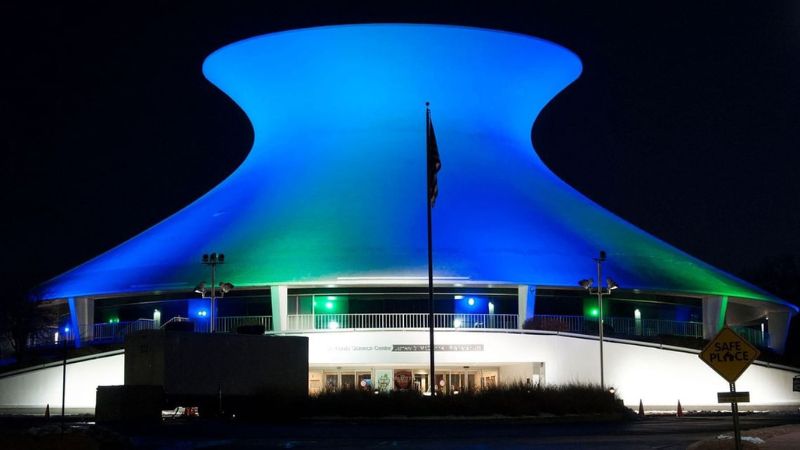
xmin=4 ymin=2 xmax=800 ymax=302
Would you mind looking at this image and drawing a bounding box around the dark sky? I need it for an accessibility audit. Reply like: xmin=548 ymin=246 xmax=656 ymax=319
xmin=3 ymin=1 xmax=800 ymax=298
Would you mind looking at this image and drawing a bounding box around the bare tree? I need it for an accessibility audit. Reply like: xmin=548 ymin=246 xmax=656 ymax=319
xmin=0 ymin=294 xmax=56 ymax=361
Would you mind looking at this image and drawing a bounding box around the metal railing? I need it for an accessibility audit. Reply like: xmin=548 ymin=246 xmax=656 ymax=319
xmin=215 ymin=315 xmax=273 ymax=333
xmin=528 ymin=315 xmax=704 ymax=339
xmin=526 ymin=315 xmax=772 ymax=348
xmin=285 ymin=313 xmax=518 ymax=331
xmin=731 ymin=326 xmax=770 ymax=348
xmin=160 ymin=316 xmax=190 ymax=329
xmin=607 ymin=316 xmax=704 ymax=338
xmin=92 ymin=319 xmax=156 ymax=341
xmin=24 ymin=312 xmax=769 ymax=350
xmin=28 ymin=319 xmax=157 ymax=346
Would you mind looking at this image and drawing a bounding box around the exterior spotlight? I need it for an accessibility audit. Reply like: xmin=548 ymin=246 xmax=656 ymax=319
xmin=579 ymin=279 xmax=594 ymax=289
xmin=199 ymin=252 xmax=230 ymax=332
xmin=606 ymin=278 xmax=619 ymax=290
xmin=194 ymin=282 xmax=207 ymax=295
xmin=220 ymin=282 xmax=234 ymax=294
xmin=608 ymin=387 xmax=616 ymax=395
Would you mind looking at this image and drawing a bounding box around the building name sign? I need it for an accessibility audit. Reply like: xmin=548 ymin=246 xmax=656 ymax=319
xmin=393 ymin=344 xmax=484 ymax=352
xmin=327 ymin=344 xmax=484 ymax=352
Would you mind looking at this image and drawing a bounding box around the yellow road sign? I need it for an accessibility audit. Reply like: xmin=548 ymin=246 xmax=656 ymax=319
xmin=699 ymin=327 xmax=760 ymax=383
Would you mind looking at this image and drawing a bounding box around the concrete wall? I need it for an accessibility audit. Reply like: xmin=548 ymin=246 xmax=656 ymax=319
xmin=299 ymin=330 xmax=800 ymax=407
xmin=2 ymin=331 xmax=798 ymax=409
xmin=0 ymin=352 xmax=124 ymax=408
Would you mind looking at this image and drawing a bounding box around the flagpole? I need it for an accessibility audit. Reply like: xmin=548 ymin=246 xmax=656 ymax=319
xmin=426 ymin=102 xmax=436 ymax=396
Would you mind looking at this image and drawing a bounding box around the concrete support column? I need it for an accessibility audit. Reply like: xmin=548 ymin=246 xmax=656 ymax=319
xmin=766 ymin=310 xmax=792 ymax=354
xmin=270 ymin=285 xmax=289 ymax=332
xmin=517 ymin=285 xmax=536 ymax=329
xmin=68 ymin=297 xmax=94 ymax=347
xmin=702 ymin=295 xmax=727 ymax=339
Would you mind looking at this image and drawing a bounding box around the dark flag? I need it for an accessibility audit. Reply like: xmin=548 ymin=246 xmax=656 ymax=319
xmin=425 ymin=102 xmax=440 ymax=395
xmin=426 ymin=105 xmax=441 ymax=206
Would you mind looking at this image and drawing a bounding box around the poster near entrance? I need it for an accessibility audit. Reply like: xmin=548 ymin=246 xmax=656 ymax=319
xmin=375 ymin=369 xmax=393 ymax=393
xmin=394 ymin=370 xmax=413 ymax=390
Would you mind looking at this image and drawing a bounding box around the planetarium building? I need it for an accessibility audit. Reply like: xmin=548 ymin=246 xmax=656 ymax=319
xmin=3 ymin=24 xmax=799 ymax=409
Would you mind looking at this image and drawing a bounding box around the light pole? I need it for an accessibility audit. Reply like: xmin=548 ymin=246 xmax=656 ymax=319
xmin=578 ymin=250 xmax=619 ymax=390
xmin=195 ymin=253 xmax=234 ymax=332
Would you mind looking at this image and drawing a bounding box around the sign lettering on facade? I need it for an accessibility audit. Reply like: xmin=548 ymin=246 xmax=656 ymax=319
xmin=392 ymin=344 xmax=484 ymax=352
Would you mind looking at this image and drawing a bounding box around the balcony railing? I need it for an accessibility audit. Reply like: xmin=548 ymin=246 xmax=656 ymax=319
xmin=528 ymin=315 xmax=770 ymax=347
xmin=27 ymin=313 xmax=769 ymax=350
xmin=529 ymin=315 xmax=704 ymax=339
xmin=207 ymin=315 xmax=273 ymax=333
xmin=731 ymin=325 xmax=770 ymax=348
xmin=286 ymin=313 xmax=518 ymax=331
xmin=92 ymin=319 xmax=156 ymax=341
xmin=29 ymin=319 xmax=158 ymax=347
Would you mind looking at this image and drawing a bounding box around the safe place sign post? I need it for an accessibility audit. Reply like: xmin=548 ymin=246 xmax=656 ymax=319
xmin=699 ymin=326 xmax=760 ymax=450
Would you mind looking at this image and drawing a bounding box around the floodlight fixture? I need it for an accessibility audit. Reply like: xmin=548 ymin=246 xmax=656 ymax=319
xmin=578 ymin=279 xmax=594 ymax=289
xmin=606 ymin=278 xmax=619 ymax=290
xmin=194 ymin=282 xmax=207 ymax=295
xmin=198 ymin=251 xmax=229 ymax=332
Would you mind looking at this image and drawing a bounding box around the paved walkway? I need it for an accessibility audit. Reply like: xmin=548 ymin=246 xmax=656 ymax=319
xmin=690 ymin=424 xmax=800 ymax=449
xmin=761 ymin=425 xmax=800 ymax=449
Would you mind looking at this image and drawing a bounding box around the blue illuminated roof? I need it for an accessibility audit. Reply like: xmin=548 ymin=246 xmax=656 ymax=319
xmin=32 ymin=24 xmax=794 ymax=310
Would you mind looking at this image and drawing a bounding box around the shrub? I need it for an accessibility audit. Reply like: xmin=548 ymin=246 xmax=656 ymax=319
xmin=301 ymin=382 xmax=627 ymax=418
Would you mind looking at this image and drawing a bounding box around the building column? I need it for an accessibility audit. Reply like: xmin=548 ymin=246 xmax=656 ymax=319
xmin=68 ymin=297 xmax=94 ymax=347
xmin=518 ymin=285 xmax=536 ymax=329
xmin=702 ymin=295 xmax=727 ymax=339
xmin=270 ymin=285 xmax=288 ymax=332
xmin=766 ymin=310 xmax=792 ymax=354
